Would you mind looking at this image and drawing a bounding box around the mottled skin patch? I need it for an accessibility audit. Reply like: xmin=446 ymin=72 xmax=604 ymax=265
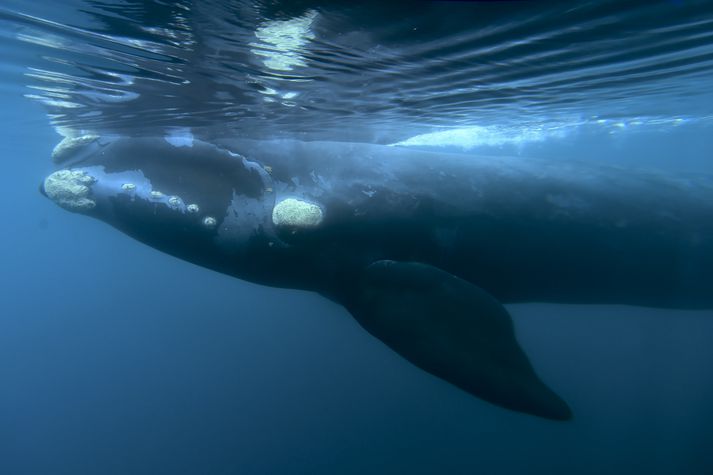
xmin=51 ymin=135 xmax=99 ymax=163
xmin=272 ymin=198 xmax=323 ymax=227
xmin=43 ymin=169 xmax=96 ymax=211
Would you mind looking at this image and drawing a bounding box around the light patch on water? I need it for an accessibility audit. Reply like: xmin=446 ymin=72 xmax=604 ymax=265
xmin=25 ymin=67 xmax=139 ymax=110
xmin=23 ymin=94 xmax=81 ymax=109
xmin=250 ymin=10 xmax=317 ymax=72
xmin=393 ymin=124 xmax=571 ymax=149
xmin=53 ymin=125 xmax=95 ymax=139
xmin=164 ymin=128 xmax=194 ymax=147
xmin=16 ymin=32 xmax=65 ymax=50
xmin=393 ymin=116 xmax=704 ymax=150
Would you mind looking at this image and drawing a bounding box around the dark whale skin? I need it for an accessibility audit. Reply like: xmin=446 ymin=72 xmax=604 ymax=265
xmin=41 ymin=136 xmax=713 ymax=420
xmin=220 ymin=138 xmax=713 ymax=309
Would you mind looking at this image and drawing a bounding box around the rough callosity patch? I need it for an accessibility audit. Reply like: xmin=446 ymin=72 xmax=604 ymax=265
xmin=44 ymin=169 xmax=96 ymax=212
xmin=272 ymin=198 xmax=323 ymax=228
xmin=51 ymin=135 xmax=99 ymax=162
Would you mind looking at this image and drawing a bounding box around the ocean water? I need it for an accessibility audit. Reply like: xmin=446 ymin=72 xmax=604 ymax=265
xmin=1 ymin=1 xmax=713 ymax=474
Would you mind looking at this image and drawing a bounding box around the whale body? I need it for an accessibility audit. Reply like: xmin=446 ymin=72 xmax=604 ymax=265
xmin=41 ymin=135 xmax=713 ymax=420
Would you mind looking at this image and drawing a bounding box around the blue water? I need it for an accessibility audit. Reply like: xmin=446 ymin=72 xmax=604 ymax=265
xmin=1 ymin=1 xmax=713 ymax=474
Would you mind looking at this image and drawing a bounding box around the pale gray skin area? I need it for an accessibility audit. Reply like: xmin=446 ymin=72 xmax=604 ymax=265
xmin=41 ymin=137 xmax=713 ymax=421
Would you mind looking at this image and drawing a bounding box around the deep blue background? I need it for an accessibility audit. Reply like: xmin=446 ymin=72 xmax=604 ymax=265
xmin=2 ymin=87 xmax=713 ymax=475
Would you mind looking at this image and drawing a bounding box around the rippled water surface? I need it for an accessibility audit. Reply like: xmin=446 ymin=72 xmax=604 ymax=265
xmin=1 ymin=0 xmax=712 ymax=146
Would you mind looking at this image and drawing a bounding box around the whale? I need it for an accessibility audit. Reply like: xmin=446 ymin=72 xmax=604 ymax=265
xmin=41 ymin=135 xmax=713 ymax=420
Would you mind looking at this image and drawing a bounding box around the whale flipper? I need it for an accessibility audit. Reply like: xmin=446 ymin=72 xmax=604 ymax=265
xmin=345 ymin=260 xmax=572 ymax=421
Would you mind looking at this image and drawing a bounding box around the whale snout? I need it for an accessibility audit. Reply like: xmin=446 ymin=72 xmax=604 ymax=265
xmin=41 ymin=169 xmax=97 ymax=212
xmin=40 ymin=165 xmax=224 ymax=234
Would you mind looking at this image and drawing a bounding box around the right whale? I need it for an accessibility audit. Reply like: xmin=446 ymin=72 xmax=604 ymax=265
xmin=42 ymin=136 xmax=713 ymax=420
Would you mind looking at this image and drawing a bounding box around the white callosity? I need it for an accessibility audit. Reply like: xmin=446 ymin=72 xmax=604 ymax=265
xmin=272 ymin=198 xmax=323 ymax=228
xmin=43 ymin=169 xmax=96 ymax=212
xmin=51 ymin=135 xmax=99 ymax=162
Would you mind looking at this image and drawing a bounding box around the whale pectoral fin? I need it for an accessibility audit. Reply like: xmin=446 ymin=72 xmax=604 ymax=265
xmin=345 ymin=260 xmax=572 ymax=421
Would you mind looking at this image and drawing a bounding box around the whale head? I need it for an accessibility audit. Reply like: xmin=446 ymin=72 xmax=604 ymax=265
xmin=41 ymin=136 xmax=280 ymax=273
